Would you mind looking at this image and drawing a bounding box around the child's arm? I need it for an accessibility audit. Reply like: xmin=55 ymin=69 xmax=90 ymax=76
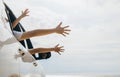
xmin=12 ymin=9 xmax=29 ymax=28
xmin=29 ymin=44 xmax=64 ymax=55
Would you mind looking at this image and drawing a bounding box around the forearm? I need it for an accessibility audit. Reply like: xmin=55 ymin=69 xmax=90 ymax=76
xmin=29 ymin=48 xmax=55 ymax=54
xmin=30 ymin=28 xmax=56 ymax=37
xmin=12 ymin=16 xmax=23 ymax=28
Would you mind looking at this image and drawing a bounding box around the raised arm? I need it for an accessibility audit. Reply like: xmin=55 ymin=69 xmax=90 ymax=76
xmin=20 ymin=22 xmax=71 ymax=40
xmin=29 ymin=44 xmax=64 ymax=55
xmin=12 ymin=9 xmax=29 ymax=28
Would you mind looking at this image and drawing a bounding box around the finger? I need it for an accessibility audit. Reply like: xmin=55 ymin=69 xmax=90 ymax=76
xmin=26 ymin=15 xmax=29 ymax=16
xmin=23 ymin=9 xmax=29 ymax=15
xmin=57 ymin=52 xmax=61 ymax=55
xmin=26 ymin=12 xmax=30 ymax=16
xmin=62 ymin=34 xmax=66 ymax=37
xmin=26 ymin=11 xmax=30 ymax=14
xmin=64 ymin=29 xmax=71 ymax=31
xmin=25 ymin=9 xmax=29 ymax=12
xmin=64 ymin=32 xmax=69 ymax=35
xmin=60 ymin=50 xmax=64 ymax=52
xmin=25 ymin=12 xmax=30 ymax=16
xmin=55 ymin=44 xmax=59 ymax=47
xmin=63 ymin=26 xmax=69 ymax=28
xmin=58 ymin=22 xmax=62 ymax=27
xmin=60 ymin=49 xmax=65 ymax=52
xmin=26 ymin=9 xmax=30 ymax=12
xmin=59 ymin=46 xmax=64 ymax=48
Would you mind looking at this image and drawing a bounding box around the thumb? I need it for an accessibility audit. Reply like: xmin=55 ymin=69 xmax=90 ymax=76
xmin=55 ymin=44 xmax=59 ymax=48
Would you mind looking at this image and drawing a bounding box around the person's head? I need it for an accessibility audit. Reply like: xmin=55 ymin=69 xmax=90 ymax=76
xmin=42 ymin=53 xmax=51 ymax=59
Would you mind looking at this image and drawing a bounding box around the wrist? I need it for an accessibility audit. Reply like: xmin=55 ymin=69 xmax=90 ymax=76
xmin=51 ymin=48 xmax=55 ymax=51
xmin=53 ymin=28 xmax=57 ymax=33
xmin=19 ymin=15 xmax=24 ymax=19
xmin=50 ymin=28 xmax=57 ymax=33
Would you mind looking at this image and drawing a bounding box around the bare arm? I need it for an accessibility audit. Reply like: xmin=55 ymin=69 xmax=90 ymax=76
xmin=29 ymin=44 xmax=64 ymax=55
xmin=12 ymin=9 xmax=29 ymax=28
xmin=20 ymin=22 xmax=71 ymax=40
xmin=32 ymin=22 xmax=71 ymax=37
xmin=39 ymin=22 xmax=71 ymax=37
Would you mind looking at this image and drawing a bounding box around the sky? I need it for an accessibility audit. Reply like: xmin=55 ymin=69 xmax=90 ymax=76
xmin=0 ymin=0 xmax=120 ymax=76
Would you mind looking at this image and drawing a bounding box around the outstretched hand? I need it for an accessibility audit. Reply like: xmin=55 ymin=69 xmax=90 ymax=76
xmin=21 ymin=9 xmax=29 ymax=18
xmin=55 ymin=22 xmax=71 ymax=37
xmin=54 ymin=44 xmax=64 ymax=55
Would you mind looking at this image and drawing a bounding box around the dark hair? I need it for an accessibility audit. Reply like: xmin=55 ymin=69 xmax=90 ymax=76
xmin=33 ymin=52 xmax=51 ymax=60
xmin=43 ymin=52 xmax=51 ymax=59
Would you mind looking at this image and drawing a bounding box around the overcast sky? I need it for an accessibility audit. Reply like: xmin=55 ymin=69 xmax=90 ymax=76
xmin=1 ymin=0 xmax=120 ymax=76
